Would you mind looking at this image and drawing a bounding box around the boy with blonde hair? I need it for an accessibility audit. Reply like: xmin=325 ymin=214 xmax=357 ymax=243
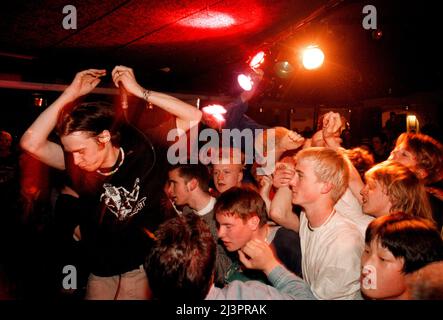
xmin=289 ymin=147 xmax=364 ymax=299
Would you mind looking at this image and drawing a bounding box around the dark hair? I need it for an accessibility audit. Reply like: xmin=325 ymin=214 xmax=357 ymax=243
xmin=214 ymin=186 xmax=268 ymax=227
xmin=145 ymin=214 xmax=216 ymax=301
xmin=365 ymin=213 xmax=443 ymax=274
xmin=169 ymin=163 xmax=211 ymax=192
xmin=408 ymin=261 xmax=443 ymax=300
xmin=57 ymin=101 xmax=121 ymax=144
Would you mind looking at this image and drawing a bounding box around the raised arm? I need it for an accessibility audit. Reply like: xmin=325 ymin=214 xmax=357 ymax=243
xmin=321 ymin=112 xmax=364 ymax=203
xmin=237 ymin=239 xmax=314 ymax=299
xmin=268 ymin=161 xmax=300 ymax=231
xmin=20 ymin=69 xmax=106 ymax=170
xmin=112 ymin=65 xmax=202 ymax=132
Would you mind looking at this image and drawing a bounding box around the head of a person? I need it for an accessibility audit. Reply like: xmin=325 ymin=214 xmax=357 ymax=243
xmin=345 ymin=147 xmax=375 ymax=180
xmin=389 ymin=132 xmax=443 ymax=184
xmin=389 ymin=112 xmax=396 ymax=120
xmin=361 ymin=161 xmax=433 ymax=220
xmin=145 ymin=213 xmax=216 ymax=301
xmin=289 ymin=147 xmax=349 ymax=207
xmin=0 ymin=130 xmax=12 ymax=151
xmin=407 ymin=261 xmax=443 ymax=300
xmin=166 ymin=164 xmax=210 ymax=206
xmin=371 ymin=132 xmax=388 ymax=154
xmin=214 ymin=187 xmax=267 ymax=252
xmin=57 ymin=102 xmax=120 ymax=172
xmin=361 ymin=213 xmax=443 ymax=300
xmin=211 ymin=147 xmax=244 ymax=194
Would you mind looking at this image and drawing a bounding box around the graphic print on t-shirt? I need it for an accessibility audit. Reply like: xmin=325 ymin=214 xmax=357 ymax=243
xmin=100 ymin=178 xmax=147 ymax=221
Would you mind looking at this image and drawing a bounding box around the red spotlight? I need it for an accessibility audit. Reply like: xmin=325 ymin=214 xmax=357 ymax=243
xmin=249 ymin=51 xmax=265 ymax=69
xmin=202 ymin=104 xmax=227 ymax=115
xmin=202 ymin=104 xmax=227 ymax=124
xmin=237 ymin=74 xmax=253 ymax=91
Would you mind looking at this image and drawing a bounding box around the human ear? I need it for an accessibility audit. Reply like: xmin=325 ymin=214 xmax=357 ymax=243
xmin=320 ymin=181 xmax=333 ymax=194
xmin=188 ymin=178 xmax=198 ymax=191
xmin=246 ymin=216 xmax=260 ymax=231
xmin=97 ymin=130 xmax=111 ymax=144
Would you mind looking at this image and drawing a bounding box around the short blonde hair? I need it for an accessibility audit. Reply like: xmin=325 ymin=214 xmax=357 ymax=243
xmin=295 ymin=147 xmax=349 ymax=203
xmin=365 ymin=160 xmax=433 ymax=221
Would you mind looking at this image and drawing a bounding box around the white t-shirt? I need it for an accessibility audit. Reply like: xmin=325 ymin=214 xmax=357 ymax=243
xmin=335 ymin=188 xmax=374 ymax=236
xmin=300 ymin=210 xmax=364 ymax=300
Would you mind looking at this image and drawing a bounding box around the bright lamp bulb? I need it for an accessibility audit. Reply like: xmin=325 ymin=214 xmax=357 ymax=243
xmin=238 ymin=74 xmax=253 ymax=91
xmin=302 ymin=46 xmax=325 ymax=70
xmin=249 ymin=51 xmax=265 ymax=69
xmin=202 ymin=104 xmax=227 ymax=115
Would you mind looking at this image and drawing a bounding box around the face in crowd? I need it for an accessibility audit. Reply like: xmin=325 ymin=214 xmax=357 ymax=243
xmin=212 ymin=163 xmax=243 ymax=194
xmin=61 ymin=130 xmax=112 ymax=172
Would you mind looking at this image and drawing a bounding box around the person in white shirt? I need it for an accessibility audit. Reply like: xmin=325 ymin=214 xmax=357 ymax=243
xmin=288 ymin=147 xmax=364 ymax=300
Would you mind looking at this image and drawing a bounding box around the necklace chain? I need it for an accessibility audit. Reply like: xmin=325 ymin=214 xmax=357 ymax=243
xmin=96 ymin=147 xmax=125 ymax=176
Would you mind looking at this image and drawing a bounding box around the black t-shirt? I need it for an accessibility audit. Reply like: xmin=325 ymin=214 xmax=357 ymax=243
xmin=65 ymin=124 xmax=171 ymax=276
xmin=272 ymin=227 xmax=303 ymax=278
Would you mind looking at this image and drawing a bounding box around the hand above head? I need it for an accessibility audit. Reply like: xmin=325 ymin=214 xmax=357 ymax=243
xmin=273 ymin=162 xmax=296 ymax=188
xmin=277 ymin=130 xmax=305 ymax=152
xmin=64 ymin=69 xmax=106 ymax=100
xmin=258 ymin=174 xmax=273 ymax=193
xmin=322 ymin=112 xmax=343 ymax=149
xmin=322 ymin=112 xmax=342 ymax=139
xmin=112 ymin=65 xmax=144 ymax=98
xmin=238 ymin=239 xmax=280 ymax=276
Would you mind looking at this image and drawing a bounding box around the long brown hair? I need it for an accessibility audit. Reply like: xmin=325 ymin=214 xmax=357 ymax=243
xmin=365 ymin=161 xmax=433 ymax=221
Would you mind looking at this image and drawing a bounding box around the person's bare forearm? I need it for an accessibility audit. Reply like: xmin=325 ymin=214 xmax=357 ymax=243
xmin=21 ymin=68 xmax=106 ymax=169
xmin=269 ymin=186 xmax=300 ymax=232
xmin=144 ymin=90 xmax=202 ymax=131
xmin=20 ymin=91 xmax=76 ymax=169
xmin=22 ymin=92 xmax=74 ymax=149
xmin=111 ymin=66 xmax=202 ymax=132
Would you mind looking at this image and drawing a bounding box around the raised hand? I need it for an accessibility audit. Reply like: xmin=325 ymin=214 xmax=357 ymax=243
xmin=322 ymin=112 xmax=342 ymax=139
xmin=238 ymin=239 xmax=279 ymax=275
xmin=322 ymin=112 xmax=343 ymax=149
xmin=112 ymin=65 xmax=144 ymax=98
xmin=273 ymin=161 xmax=296 ymax=188
xmin=64 ymin=69 xmax=106 ymax=100
xmin=277 ymin=130 xmax=305 ymax=152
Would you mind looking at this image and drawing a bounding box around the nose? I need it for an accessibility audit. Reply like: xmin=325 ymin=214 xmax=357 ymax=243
xmin=166 ymin=183 xmax=173 ymax=197
xmin=217 ymin=226 xmax=225 ymax=238
xmin=289 ymin=174 xmax=298 ymax=189
xmin=217 ymin=172 xmax=224 ymax=181
xmin=73 ymin=153 xmax=82 ymax=166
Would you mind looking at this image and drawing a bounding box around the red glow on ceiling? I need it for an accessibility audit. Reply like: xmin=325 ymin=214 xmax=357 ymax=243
xmin=180 ymin=11 xmax=235 ymax=29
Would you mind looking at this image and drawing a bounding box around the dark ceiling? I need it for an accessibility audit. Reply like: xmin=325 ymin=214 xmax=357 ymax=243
xmin=1 ymin=0 xmax=442 ymax=105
